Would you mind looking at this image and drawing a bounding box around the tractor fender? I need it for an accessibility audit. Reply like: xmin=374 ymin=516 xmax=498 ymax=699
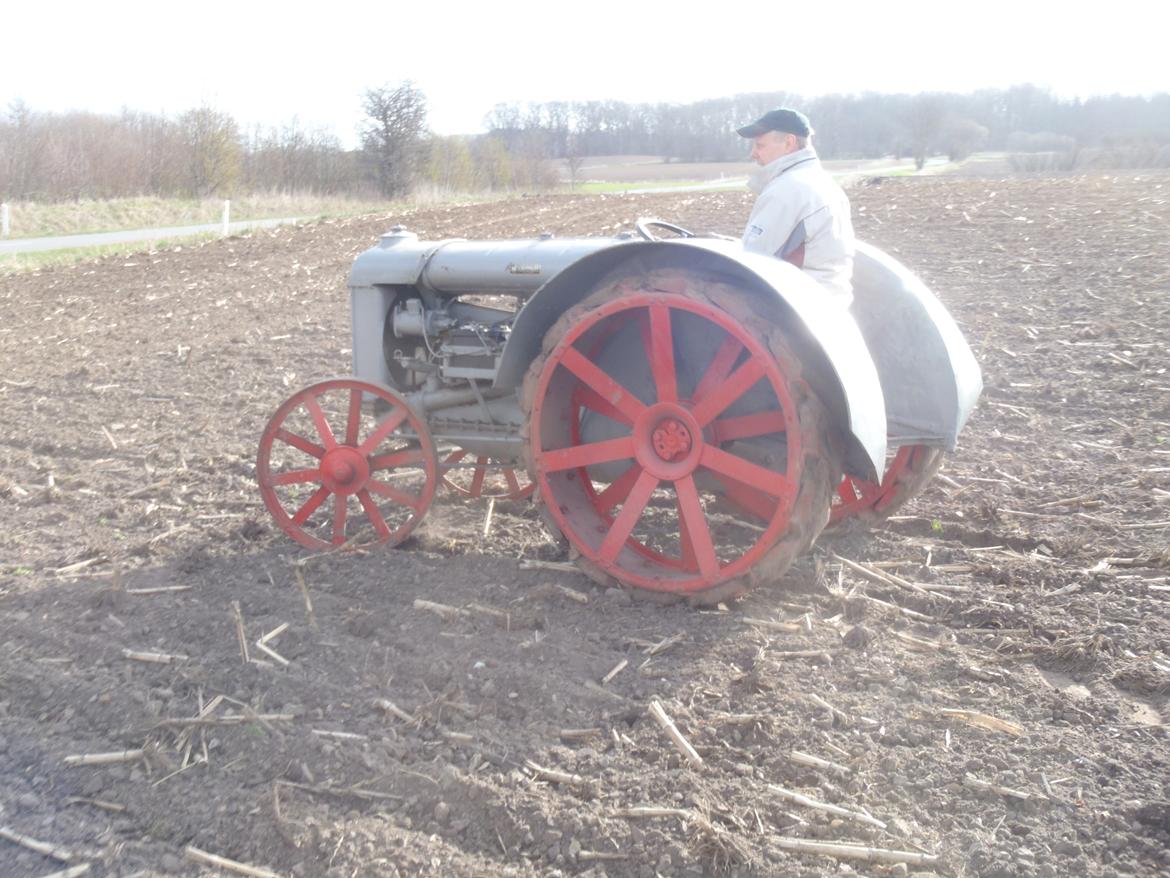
xmin=495 ymin=238 xmax=887 ymax=481
xmin=851 ymin=242 xmax=983 ymax=450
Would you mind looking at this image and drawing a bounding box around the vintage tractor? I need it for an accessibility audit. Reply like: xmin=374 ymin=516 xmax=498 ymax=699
xmin=256 ymin=220 xmax=981 ymax=604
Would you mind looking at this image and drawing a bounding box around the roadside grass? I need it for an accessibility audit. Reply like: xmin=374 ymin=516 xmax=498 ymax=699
xmin=0 ymin=232 xmax=226 ymax=275
xmin=0 ymin=193 xmax=397 ymax=239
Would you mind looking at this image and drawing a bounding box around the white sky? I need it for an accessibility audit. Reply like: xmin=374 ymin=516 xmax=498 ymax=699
xmin=4 ymin=0 xmax=1166 ymax=148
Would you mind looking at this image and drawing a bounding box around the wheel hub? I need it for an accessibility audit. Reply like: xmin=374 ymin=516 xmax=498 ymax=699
xmin=633 ymin=403 xmax=703 ymax=480
xmin=319 ymin=446 xmax=370 ymax=495
xmin=652 ymin=418 xmax=692 ymax=461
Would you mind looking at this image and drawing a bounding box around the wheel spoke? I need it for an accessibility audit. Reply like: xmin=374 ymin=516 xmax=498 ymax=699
xmin=504 ymin=468 xmax=522 ymax=495
xmin=540 ymin=436 xmax=635 ymax=473
xmin=292 ymin=485 xmax=331 ymax=525
xmin=677 ymin=497 xmax=698 ymax=572
xmin=303 ymin=394 xmax=338 ymax=450
xmin=645 ymin=301 xmax=677 ymax=403
xmin=370 ymin=447 xmax=426 ymax=471
xmin=691 ymin=358 xmax=767 ymax=427
xmin=700 ymin=444 xmax=795 ymax=504
xmin=275 ymin=428 xmax=325 ymax=459
xmin=837 ymin=479 xmax=861 ymax=503
xmin=856 ymin=479 xmax=883 ymax=501
xmin=357 ymin=489 xmax=392 ymax=539
xmin=595 ymin=463 xmax=643 ymax=515
xmin=598 ymin=469 xmax=659 ymax=564
xmin=675 ymin=475 xmax=719 ymax=579
xmin=441 ymin=449 xmax=468 ymax=472
xmin=469 ymin=456 xmax=488 ymax=497
xmin=270 ymin=467 xmax=321 ymax=487
xmin=691 ymin=334 xmax=745 ymax=408
xmin=559 ymin=346 xmax=646 ymax=424
xmin=575 ymin=385 xmax=634 ymax=425
xmin=345 ymin=388 xmax=363 ymax=446
xmin=711 ymin=473 xmax=778 ymax=521
xmin=331 ymin=494 xmax=348 ymax=545
xmin=357 ymin=404 xmax=410 ymax=456
xmin=711 ymin=410 xmax=787 ymax=443
xmin=366 ymin=477 xmax=422 ymax=510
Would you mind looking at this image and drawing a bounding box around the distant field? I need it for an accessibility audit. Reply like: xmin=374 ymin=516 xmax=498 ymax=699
xmin=0 ymin=194 xmax=396 ymax=240
xmin=557 ymin=154 xmax=931 ymax=190
xmin=0 ymin=154 xmax=1005 ymax=251
xmin=561 ymin=155 xmax=758 ymax=183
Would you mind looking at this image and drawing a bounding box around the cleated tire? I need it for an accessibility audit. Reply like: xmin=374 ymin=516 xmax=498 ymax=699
xmin=520 ymin=268 xmax=841 ymax=606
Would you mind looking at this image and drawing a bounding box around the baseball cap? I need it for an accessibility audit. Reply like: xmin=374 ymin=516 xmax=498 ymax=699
xmin=736 ymin=108 xmax=813 ymax=138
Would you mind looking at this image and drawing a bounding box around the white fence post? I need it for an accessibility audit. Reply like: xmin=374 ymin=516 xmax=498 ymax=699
xmin=222 ymin=200 xmax=230 ymax=236
xmin=1 ymin=203 xmax=9 ymax=238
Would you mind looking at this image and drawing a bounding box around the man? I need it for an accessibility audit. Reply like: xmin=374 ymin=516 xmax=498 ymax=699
xmin=737 ymin=108 xmax=855 ymax=302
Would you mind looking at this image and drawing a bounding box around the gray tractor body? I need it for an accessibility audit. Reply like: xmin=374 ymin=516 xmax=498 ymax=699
xmin=348 ymin=226 xmax=981 ymax=481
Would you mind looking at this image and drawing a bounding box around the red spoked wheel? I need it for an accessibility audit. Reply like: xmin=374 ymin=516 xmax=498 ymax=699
xmin=522 ymin=271 xmax=838 ymax=604
xmin=257 ymin=378 xmax=437 ymax=550
xmin=440 ymin=448 xmax=536 ymax=501
xmin=829 ymin=444 xmax=944 ymax=526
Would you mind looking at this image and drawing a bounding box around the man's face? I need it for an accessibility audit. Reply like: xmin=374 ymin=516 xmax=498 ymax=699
xmin=750 ymin=131 xmax=797 ymax=166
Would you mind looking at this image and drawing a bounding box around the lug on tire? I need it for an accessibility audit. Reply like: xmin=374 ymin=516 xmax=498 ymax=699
xmin=829 ymin=444 xmax=943 ymax=527
xmin=522 ymin=270 xmax=839 ymax=605
xmin=257 ymin=378 xmax=437 ymax=550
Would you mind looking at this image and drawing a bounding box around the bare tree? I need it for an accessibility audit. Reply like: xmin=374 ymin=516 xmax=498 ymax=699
xmin=905 ymin=95 xmax=946 ymax=170
xmin=1 ymin=100 xmax=48 ymax=199
xmin=425 ymin=135 xmax=475 ymax=193
xmin=471 ymin=136 xmax=513 ymax=191
xmin=361 ymin=81 xmax=428 ymax=198
xmin=941 ymin=116 xmax=989 ymax=162
xmin=178 ymin=106 xmax=242 ymax=196
xmin=564 ymin=133 xmax=585 ymax=190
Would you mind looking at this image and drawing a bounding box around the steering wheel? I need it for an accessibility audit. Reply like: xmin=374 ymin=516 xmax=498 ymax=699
xmin=634 ymin=218 xmax=696 ymax=241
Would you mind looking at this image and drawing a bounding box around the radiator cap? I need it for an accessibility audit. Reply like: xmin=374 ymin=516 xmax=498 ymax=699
xmin=379 ymin=225 xmax=418 ymax=246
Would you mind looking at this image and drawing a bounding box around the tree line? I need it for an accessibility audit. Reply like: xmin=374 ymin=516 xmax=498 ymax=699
xmin=484 ymin=86 xmax=1170 ymax=169
xmin=3 ymin=83 xmax=1168 ymax=203
xmin=0 ymin=102 xmax=365 ymax=202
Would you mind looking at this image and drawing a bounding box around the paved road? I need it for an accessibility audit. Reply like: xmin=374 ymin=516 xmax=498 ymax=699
xmin=0 ymin=216 xmax=303 ymax=255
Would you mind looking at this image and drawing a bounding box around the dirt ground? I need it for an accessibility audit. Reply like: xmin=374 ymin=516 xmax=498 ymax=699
xmin=1 ymin=173 xmax=1168 ymax=878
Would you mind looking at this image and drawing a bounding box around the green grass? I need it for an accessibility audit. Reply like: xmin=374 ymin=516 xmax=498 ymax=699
xmin=0 ymin=233 xmax=224 ymax=274
xmin=1 ymin=193 xmax=395 ymax=239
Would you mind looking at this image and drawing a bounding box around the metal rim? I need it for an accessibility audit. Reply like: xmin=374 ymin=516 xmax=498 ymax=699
xmin=530 ymin=292 xmax=803 ymax=594
xmin=830 ymin=443 xmax=925 ymax=524
xmin=440 ymin=448 xmax=536 ymax=501
xmin=257 ymin=378 xmax=437 ymax=550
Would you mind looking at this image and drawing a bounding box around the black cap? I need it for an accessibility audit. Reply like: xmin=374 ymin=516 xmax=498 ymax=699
xmin=736 ymin=108 xmax=813 ymax=138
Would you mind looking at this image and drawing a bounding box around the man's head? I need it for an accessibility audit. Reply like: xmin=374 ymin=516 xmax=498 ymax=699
xmin=737 ymin=108 xmax=813 ymax=165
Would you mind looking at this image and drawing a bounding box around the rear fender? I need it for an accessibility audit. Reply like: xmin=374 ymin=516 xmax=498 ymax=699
xmin=496 ymin=239 xmax=887 ymax=480
xmin=851 ymin=242 xmax=982 ymax=450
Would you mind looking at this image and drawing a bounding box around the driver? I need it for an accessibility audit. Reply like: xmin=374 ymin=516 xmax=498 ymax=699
xmin=737 ymin=108 xmax=855 ymax=303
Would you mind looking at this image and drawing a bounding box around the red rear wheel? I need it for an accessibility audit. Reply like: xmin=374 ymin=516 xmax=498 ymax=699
xmin=441 ymin=448 xmax=535 ymax=501
xmin=257 ymin=379 xmax=437 ymax=550
xmin=523 ymin=270 xmax=838 ymax=604
xmin=829 ymin=444 xmax=943 ymax=526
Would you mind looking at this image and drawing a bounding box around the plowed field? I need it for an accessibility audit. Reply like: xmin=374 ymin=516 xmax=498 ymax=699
xmin=1 ymin=174 xmax=1168 ymax=877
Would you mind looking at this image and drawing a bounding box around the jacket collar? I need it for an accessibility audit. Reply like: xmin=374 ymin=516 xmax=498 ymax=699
xmin=748 ymin=145 xmax=819 ymax=194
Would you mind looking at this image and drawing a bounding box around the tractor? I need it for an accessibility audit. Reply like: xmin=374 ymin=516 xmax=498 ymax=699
xmin=256 ymin=219 xmax=981 ymax=604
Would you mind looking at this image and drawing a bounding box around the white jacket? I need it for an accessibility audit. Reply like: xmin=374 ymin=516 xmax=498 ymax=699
xmin=742 ymin=146 xmax=855 ymax=303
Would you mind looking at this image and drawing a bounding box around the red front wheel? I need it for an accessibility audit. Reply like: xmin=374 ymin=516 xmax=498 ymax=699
xmin=257 ymin=379 xmax=437 ymax=550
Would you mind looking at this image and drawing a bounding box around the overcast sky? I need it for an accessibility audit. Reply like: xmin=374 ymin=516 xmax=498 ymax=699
xmin=5 ymin=0 xmax=1165 ymax=147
